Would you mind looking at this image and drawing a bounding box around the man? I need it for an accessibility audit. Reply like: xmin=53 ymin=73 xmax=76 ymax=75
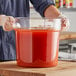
xmin=0 ymin=0 xmax=66 ymax=61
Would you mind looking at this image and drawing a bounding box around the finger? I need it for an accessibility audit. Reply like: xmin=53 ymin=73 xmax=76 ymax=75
xmin=6 ymin=16 xmax=15 ymax=23
xmin=3 ymin=22 xmax=13 ymax=31
xmin=8 ymin=16 xmax=15 ymax=23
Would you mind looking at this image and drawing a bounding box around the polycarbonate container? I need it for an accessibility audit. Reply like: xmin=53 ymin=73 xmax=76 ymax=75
xmin=14 ymin=17 xmax=61 ymax=67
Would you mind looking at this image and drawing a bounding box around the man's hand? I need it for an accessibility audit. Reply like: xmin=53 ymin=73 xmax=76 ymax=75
xmin=58 ymin=14 xmax=70 ymax=31
xmin=44 ymin=5 xmax=70 ymax=31
xmin=0 ymin=15 xmax=15 ymax=31
xmin=44 ymin=5 xmax=61 ymax=19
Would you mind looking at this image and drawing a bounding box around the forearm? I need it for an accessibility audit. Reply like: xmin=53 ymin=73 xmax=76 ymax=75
xmin=0 ymin=15 xmax=3 ymax=25
xmin=44 ymin=5 xmax=61 ymax=19
xmin=0 ymin=15 xmax=6 ymax=25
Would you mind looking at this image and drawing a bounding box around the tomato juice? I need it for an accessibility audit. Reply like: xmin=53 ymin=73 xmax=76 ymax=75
xmin=15 ymin=29 xmax=59 ymax=67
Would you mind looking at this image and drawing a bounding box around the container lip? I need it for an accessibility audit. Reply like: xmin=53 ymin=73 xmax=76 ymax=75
xmin=14 ymin=27 xmax=61 ymax=31
xmin=15 ymin=17 xmax=61 ymax=20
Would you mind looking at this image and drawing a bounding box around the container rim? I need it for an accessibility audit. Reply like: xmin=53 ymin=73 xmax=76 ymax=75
xmin=15 ymin=17 xmax=61 ymax=20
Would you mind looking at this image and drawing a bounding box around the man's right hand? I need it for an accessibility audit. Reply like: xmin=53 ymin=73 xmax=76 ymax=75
xmin=0 ymin=15 xmax=15 ymax=31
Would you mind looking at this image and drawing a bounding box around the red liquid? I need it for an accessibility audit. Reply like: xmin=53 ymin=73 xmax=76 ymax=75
xmin=15 ymin=29 xmax=59 ymax=67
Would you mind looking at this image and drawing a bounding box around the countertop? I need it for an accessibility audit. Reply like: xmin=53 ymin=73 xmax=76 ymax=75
xmin=0 ymin=61 xmax=76 ymax=76
xmin=60 ymin=32 xmax=76 ymax=40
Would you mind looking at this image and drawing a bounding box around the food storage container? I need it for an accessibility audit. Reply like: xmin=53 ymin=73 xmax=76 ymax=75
xmin=14 ymin=17 xmax=61 ymax=67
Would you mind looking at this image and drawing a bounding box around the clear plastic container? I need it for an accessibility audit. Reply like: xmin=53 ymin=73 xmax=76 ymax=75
xmin=14 ymin=17 xmax=61 ymax=67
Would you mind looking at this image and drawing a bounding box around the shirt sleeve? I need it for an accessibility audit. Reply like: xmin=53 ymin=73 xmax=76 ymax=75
xmin=30 ymin=0 xmax=55 ymax=17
